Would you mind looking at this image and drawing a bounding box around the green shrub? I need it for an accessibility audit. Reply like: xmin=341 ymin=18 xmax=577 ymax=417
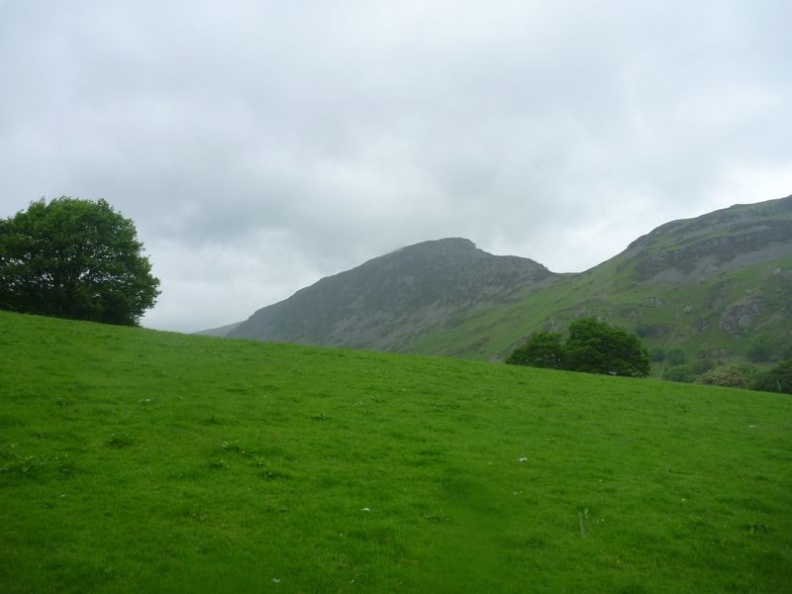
xmin=663 ymin=365 xmax=697 ymax=383
xmin=695 ymin=365 xmax=752 ymax=388
xmin=507 ymin=318 xmax=650 ymax=377
xmin=690 ymin=358 xmax=716 ymax=375
xmin=753 ymin=359 xmax=792 ymax=394
xmin=665 ymin=348 xmax=688 ymax=366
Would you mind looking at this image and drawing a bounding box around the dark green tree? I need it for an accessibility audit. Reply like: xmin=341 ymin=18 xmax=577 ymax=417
xmin=0 ymin=197 xmax=160 ymax=326
xmin=564 ymin=318 xmax=650 ymax=376
xmin=753 ymin=360 xmax=792 ymax=394
xmin=506 ymin=331 xmax=563 ymax=368
xmin=507 ymin=318 xmax=650 ymax=377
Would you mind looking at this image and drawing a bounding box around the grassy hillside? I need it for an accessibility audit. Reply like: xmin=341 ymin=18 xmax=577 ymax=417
xmin=404 ymin=198 xmax=792 ymax=369
xmin=1 ymin=311 xmax=791 ymax=593
xmin=405 ymin=250 xmax=792 ymax=370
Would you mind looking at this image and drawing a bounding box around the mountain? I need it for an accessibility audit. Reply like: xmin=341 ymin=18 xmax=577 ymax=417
xmin=227 ymin=238 xmax=562 ymax=350
xmin=221 ymin=195 xmax=792 ymax=373
xmin=404 ymin=195 xmax=792 ymax=368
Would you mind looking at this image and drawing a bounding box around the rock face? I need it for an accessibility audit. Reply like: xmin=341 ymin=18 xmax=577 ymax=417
xmin=720 ymin=295 xmax=766 ymax=336
xmin=227 ymin=238 xmax=560 ymax=351
xmin=623 ymin=196 xmax=792 ymax=282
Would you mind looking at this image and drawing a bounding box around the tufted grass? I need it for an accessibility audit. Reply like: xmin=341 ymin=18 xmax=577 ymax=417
xmin=1 ymin=310 xmax=790 ymax=593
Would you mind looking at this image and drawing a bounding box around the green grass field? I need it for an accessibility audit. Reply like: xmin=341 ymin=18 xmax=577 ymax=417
xmin=1 ymin=311 xmax=790 ymax=593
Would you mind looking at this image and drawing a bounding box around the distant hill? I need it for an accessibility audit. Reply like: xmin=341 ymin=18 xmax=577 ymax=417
xmin=218 ymin=195 xmax=792 ymax=374
xmin=194 ymin=321 xmax=242 ymax=337
xmin=227 ymin=238 xmax=562 ymax=350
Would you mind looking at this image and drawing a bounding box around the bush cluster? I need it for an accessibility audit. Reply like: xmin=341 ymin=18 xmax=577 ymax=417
xmin=664 ymin=357 xmax=792 ymax=394
xmin=506 ymin=318 xmax=650 ymax=377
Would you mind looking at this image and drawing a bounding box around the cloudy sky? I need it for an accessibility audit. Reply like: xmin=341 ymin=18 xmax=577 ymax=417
xmin=2 ymin=0 xmax=791 ymax=332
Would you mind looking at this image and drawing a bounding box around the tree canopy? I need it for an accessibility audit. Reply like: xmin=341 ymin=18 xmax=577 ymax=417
xmin=0 ymin=197 xmax=160 ymax=326
xmin=505 ymin=331 xmax=563 ymax=368
xmin=507 ymin=318 xmax=650 ymax=377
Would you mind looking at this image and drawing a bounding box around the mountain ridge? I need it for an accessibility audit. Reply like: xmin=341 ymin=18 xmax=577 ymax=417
xmin=215 ymin=194 xmax=792 ymax=373
xmin=404 ymin=195 xmax=792 ymax=369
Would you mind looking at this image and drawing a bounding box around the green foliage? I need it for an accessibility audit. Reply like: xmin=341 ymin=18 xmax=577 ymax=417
xmin=695 ymin=364 xmax=757 ymax=389
xmin=0 ymin=197 xmax=160 ymax=325
xmin=663 ymin=365 xmax=697 ymax=383
xmin=753 ymin=359 xmax=792 ymax=394
xmin=505 ymin=331 xmax=563 ymax=367
xmin=665 ymin=358 xmax=719 ymax=384
xmin=690 ymin=358 xmax=717 ymax=374
xmin=747 ymin=339 xmax=777 ymax=363
xmin=1 ymin=311 xmax=791 ymax=593
xmin=666 ymin=347 xmax=688 ymax=366
xmin=747 ymin=337 xmax=792 ymax=363
xmin=563 ymin=318 xmax=650 ymax=377
xmin=508 ymin=318 xmax=650 ymax=377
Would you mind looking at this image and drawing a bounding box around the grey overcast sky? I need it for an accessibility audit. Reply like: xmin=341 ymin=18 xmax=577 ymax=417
xmin=1 ymin=1 xmax=791 ymax=332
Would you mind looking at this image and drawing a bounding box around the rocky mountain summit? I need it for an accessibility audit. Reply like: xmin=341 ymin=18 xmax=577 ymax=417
xmin=227 ymin=238 xmax=561 ymax=350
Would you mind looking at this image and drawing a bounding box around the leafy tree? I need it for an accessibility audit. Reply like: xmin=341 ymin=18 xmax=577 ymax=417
xmin=507 ymin=318 xmax=650 ymax=377
xmin=506 ymin=331 xmax=563 ymax=368
xmin=563 ymin=318 xmax=650 ymax=377
xmin=753 ymin=360 xmax=792 ymax=394
xmin=0 ymin=197 xmax=160 ymax=325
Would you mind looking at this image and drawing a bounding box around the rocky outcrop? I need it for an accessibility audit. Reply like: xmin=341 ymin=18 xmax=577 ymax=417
xmin=624 ymin=196 xmax=792 ymax=282
xmin=720 ymin=296 xmax=766 ymax=336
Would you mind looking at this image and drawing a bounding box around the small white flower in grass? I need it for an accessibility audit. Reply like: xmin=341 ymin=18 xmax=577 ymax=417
xmin=272 ymin=578 xmax=281 ymax=583
xmin=361 ymin=507 xmax=370 ymax=512
xmin=518 ymin=457 xmax=528 ymax=463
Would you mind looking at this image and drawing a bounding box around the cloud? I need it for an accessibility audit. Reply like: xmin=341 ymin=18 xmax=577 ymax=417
xmin=1 ymin=0 xmax=790 ymax=332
